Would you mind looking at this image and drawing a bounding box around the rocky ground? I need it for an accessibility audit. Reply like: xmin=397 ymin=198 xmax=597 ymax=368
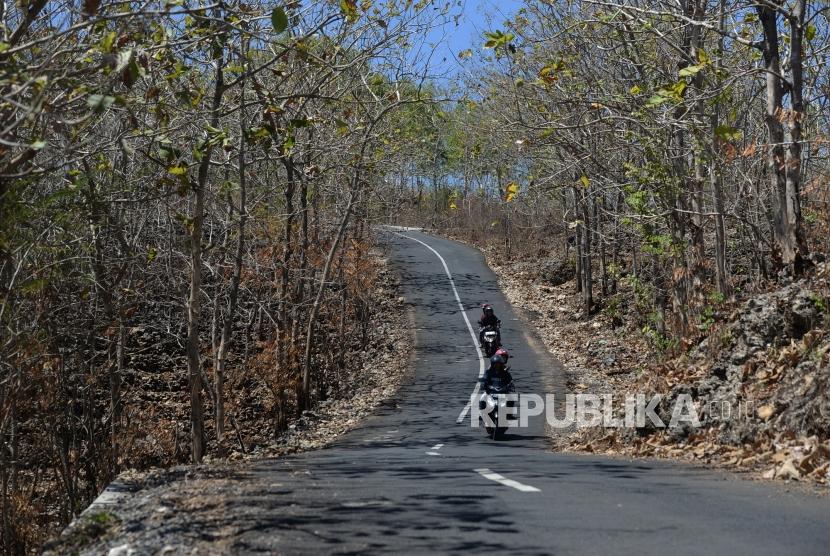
xmin=486 ymin=251 xmax=830 ymax=487
xmin=43 ymin=251 xmax=414 ymax=555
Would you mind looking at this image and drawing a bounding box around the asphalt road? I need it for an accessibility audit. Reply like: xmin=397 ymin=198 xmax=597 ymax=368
xmin=216 ymin=229 xmax=830 ymax=555
xmin=79 ymin=229 xmax=830 ymax=555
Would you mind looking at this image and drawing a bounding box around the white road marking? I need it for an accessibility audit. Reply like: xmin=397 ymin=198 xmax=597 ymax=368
xmin=474 ymin=468 xmax=541 ymax=493
xmin=381 ymin=225 xmax=425 ymax=232
xmin=390 ymin=232 xmax=485 ymax=423
xmin=425 ymin=442 xmax=444 ymax=456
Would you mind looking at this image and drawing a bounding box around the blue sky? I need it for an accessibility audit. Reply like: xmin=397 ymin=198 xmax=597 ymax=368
xmin=419 ymin=0 xmax=524 ymax=80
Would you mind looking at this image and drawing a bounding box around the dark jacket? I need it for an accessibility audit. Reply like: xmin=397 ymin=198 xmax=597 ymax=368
xmin=481 ymin=365 xmax=513 ymax=390
xmin=478 ymin=313 xmax=501 ymax=329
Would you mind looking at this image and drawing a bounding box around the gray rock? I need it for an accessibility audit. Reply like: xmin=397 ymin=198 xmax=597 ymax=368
xmin=539 ymin=259 xmax=576 ymax=286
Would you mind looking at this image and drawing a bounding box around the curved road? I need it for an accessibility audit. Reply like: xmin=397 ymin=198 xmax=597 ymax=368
xmin=87 ymin=230 xmax=830 ymax=555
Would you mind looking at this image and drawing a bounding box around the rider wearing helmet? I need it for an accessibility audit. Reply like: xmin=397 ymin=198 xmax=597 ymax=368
xmin=478 ymin=304 xmax=502 ymax=347
xmin=481 ymin=354 xmax=513 ymax=388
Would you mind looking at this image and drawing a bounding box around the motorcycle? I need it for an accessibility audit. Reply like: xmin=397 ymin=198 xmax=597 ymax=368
xmin=481 ymin=325 xmax=501 ymax=357
xmin=478 ymin=375 xmax=517 ymax=439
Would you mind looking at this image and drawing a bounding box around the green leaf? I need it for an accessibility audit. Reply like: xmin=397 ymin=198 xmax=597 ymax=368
xmin=483 ymin=30 xmax=515 ymax=51
xmin=283 ymin=133 xmax=295 ymax=152
xmin=157 ymin=140 xmax=181 ymax=162
xmin=87 ymin=94 xmax=116 ymax=113
xmin=168 ymin=165 xmax=188 ymax=176
xmin=334 ymin=118 xmax=349 ymax=136
xmin=806 ymin=24 xmax=816 ymax=42
xmin=678 ymin=64 xmax=703 ymax=77
xmin=665 ymin=80 xmax=687 ymax=98
xmin=714 ymin=125 xmax=743 ymax=141
xmin=21 ymin=278 xmax=48 ymax=295
xmin=646 ymin=94 xmax=668 ymax=107
xmin=579 ymin=175 xmax=590 ymax=188
xmin=246 ymin=126 xmax=272 ymax=143
xmin=100 ymin=31 xmax=116 ymax=54
xmin=340 ymin=0 xmax=358 ymax=23
xmin=30 ymin=140 xmax=46 ymax=150
xmin=648 ymin=80 xmax=687 ymax=107
xmin=271 ymin=7 xmax=289 ymax=33
xmin=629 ymin=84 xmax=642 ymax=95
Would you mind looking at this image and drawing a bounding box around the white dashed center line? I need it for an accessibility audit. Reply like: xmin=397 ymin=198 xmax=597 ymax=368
xmin=474 ymin=468 xmax=541 ymax=492
xmin=426 ymin=443 xmax=444 ymax=456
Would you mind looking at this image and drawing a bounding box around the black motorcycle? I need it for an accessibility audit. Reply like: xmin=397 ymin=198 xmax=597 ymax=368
xmin=479 ymin=375 xmax=517 ymax=439
xmin=480 ymin=325 xmax=501 ymax=357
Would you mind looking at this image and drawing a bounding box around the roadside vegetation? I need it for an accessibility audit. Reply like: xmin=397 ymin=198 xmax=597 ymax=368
xmin=0 ymin=1 xmax=440 ymax=552
xmin=375 ymin=1 xmax=830 ymax=484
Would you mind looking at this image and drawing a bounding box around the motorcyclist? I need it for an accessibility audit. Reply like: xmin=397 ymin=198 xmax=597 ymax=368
xmin=478 ymin=304 xmax=502 ymax=347
xmin=481 ymin=354 xmax=513 ymax=390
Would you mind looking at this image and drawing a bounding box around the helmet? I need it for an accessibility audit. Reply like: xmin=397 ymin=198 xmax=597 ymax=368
xmin=495 ymin=348 xmax=509 ymax=361
xmin=489 ymin=354 xmax=505 ymax=372
xmin=482 ymin=304 xmax=494 ymax=315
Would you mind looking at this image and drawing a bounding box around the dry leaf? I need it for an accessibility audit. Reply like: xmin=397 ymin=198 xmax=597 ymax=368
xmin=757 ymin=405 xmax=775 ymax=420
xmin=776 ymin=459 xmax=801 ymax=480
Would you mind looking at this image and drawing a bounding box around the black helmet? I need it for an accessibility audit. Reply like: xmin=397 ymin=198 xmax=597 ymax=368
xmin=483 ymin=304 xmax=494 ymax=315
xmin=489 ymin=354 xmax=505 ymax=371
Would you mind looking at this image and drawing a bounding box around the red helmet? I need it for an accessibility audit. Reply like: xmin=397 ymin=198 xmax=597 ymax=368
xmin=496 ymin=348 xmax=509 ymax=361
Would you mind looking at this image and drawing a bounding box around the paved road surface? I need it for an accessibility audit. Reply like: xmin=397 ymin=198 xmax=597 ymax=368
xmin=88 ymin=230 xmax=830 ymax=555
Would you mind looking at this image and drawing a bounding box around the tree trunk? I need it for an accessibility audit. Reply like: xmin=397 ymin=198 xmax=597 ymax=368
xmin=580 ymin=187 xmax=592 ymax=316
xmin=757 ymin=3 xmax=806 ymax=271
xmin=711 ymin=0 xmax=729 ymax=295
xmin=783 ymin=0 xmax=809 ymax=271
xmin=187 ymin=40 xmax=225 ymax=463
xmin=688 ymin=0 xmax=706 ymax=295
xmin=214 ymin=82 xmax=248 ymax=442
xmin=595 ymin=195 xmax=608 ymax=297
